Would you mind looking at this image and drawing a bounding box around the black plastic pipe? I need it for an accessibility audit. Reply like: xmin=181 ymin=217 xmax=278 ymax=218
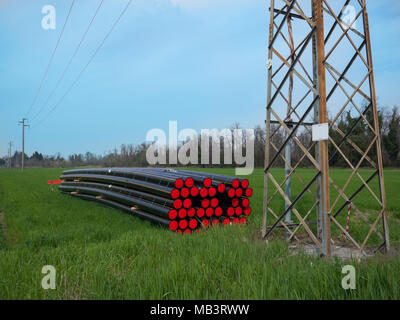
xmin=61 ymin=181 xmax=175 ymax=208
xmin=61 ymin=191 xmax=170 ymax=226
xmin=59 ymin=185 xmax=171 ymax=219
xmin=60 ymin=173 xmax=175 ymax=198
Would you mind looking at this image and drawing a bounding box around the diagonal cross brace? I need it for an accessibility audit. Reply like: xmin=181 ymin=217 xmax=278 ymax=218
xmin=265 ymin=95 xmax=318 ymax=173
xmin=263 ymin=171 xmax=321 ymax=240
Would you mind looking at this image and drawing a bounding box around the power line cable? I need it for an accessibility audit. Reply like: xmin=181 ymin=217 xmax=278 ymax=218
xmin=30 ymin=0 xmax=133 ymax=130
xmin=30 ymin=0 xmax=105 ymax=122
xmin=25 ymin=0 xmax=76 ymax=118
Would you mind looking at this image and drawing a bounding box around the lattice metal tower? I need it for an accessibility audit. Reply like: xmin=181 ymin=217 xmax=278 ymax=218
xmin=262 ymin=0 xmax=390 ymax=257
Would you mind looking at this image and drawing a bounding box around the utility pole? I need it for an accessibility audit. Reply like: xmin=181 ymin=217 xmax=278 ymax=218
xmin=8 ymin=141 xmax=13 ymax=169
xmin=19 ymin=118 xmax=29 ymax=172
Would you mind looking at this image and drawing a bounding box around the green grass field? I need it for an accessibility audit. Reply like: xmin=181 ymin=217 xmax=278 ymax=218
xmin=0 ymin=167 xmax=399 ymax=299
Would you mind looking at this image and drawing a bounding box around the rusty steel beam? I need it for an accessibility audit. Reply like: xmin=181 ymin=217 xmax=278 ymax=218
xmin=361 ymin=2 xmax=390 ymax=252
xmin=262 ymin=0 xmax=275 ymax=238
xmin=315 ymin=0 xmax=331 ymax=257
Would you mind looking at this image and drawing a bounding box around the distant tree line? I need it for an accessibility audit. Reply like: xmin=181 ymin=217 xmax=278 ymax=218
xmin=253 ymin=105 xmax=400 ymax=168
xmin=1 ymin=105 xmax=400 ymax=169
xmin=1 ymin=151 xmax=66 ymax=168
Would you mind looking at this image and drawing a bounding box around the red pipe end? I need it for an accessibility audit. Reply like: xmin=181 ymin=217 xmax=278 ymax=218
xmin=185 ymin=177 xmax=194 ymax=188
xmin=179 ymin=219 xmax=188 ymax=230
xmin=212 ymin=219 xmax=220 ymax=227
xmin=245 ymin=188 xmax=253 ymax=197
xmin=190 ymin=186 xmax=199 ymax=197
xmin=232 ymin=198 xmax=239 ymax=207
xmin=183 ymin=229 xmax=192 ymax=235
xmin=171 ymin=189 xmax=180 ymax=199
xmin=227 ymin=207 xmax=235 ymax=217
xmin=175 ymin=178 xmax=184 ymax=189
xmin=233 ymin=218 xmax=240 ymax=225
xmin=208 ymin=187 xmax=216 ymax=197
xmin=201 ymin=199 xmax=210 ymax=208
xmin=215 ymin=207 xmax=223 ymax=217
xmin=173 ymin=199 xmax=182 ymax=209
xmin=197 ymin=208 xmax=205 ymax=218
xmin=178 ymin=208 xmax=187 ymax=219
xmin=242 ymin=198 xmax=250 ymax=207
xmin=168 ymin=209 xmax=178 ymax=220
xmin=235 ymin=188 xmax=243 ymax=197
xmin=232 ymin=179 xmax=240 ymax=189
xmin=235 ymin=207 xmax=243 ymax=216
xmin=210 ymin=198 xmax=219 ymax=208
xmin=201 ymin=219 xmax=210 ymax=228
xmin=187 ymin=207 xmax=196 ymax=218
xmin=181 ymin=188 xmax=190 ymax=198
xmin=206 ymin=207 xmax=214 ymax=217
xmin=241 ymin=179 xmax=249 ymax=189
xmin=244 ymin=207 xmax=252 ymax=216
xmin=203 ymin=177 xmax=212 ymax=187
xmin=217 ymin=183 xmax=226 ymax=193
xmin=240 ymin=217 xmax=247 ymax=225
xmin=169 ymin=220 xmax=179 ymax=231
xmin=227 ymin=188 xmax=236 ymax=198
xmin=183 ymin=198 xmax=192 ymax=209
xmin=223 ymin=218 xmax=231 ymax=226
xmin=200 ymin=188 xmax=208 ymax=198
xmin=189 ymin=219 xmax=198 ymax=230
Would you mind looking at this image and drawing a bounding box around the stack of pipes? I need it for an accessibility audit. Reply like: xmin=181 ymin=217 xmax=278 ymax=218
xmin=59 ymin=168 xmax=253 ymax=234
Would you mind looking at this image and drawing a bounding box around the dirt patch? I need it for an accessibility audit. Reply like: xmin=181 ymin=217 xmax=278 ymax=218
xmin=259 ymin=230 xmax=391 ymax=260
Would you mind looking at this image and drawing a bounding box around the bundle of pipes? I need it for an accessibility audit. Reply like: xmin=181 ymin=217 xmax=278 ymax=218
xmin=59 ymin=168 xmax=253 ymax=234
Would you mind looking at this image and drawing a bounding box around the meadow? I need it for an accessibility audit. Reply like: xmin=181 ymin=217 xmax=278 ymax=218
xmin=0 ymin=167 xmax=399 ymax=299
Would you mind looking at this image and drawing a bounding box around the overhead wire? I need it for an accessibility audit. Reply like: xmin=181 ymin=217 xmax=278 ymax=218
xmin=30 ymin=0 xmax=105 ymax=123
xmin=30 ymin=0 xmax=133 ymax=130
xmin=25 ymin=0 xmax=76 ymax=118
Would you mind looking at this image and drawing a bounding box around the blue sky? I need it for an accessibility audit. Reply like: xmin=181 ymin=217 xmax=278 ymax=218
xmin=0 ymin=0 xmax=399 ymax=158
